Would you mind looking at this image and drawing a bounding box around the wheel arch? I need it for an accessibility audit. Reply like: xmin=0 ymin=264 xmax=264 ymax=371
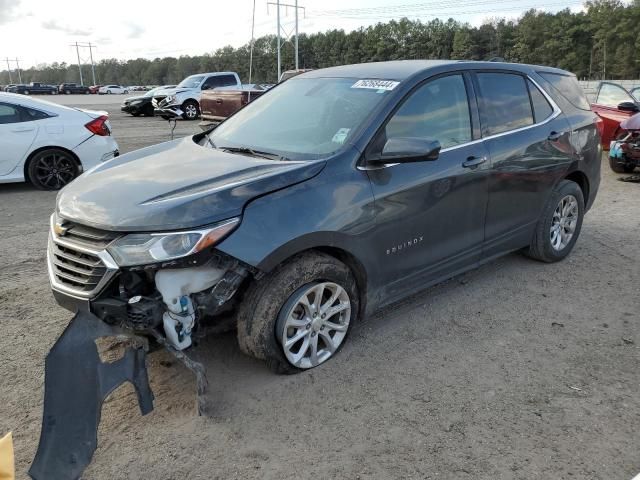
xmin=24 ymin=146 xmax=81 ymax=184
xmin=563 ymin=169 xmax=590 ymax=206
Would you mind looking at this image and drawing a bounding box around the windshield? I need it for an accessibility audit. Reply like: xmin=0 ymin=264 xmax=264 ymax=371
xmin=205 ymin=77 xmax=396 ymax=160
xmin=177 ymin=75 xmax=205 ymax=89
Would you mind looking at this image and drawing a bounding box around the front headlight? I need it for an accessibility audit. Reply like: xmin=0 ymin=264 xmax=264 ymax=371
xmin=107 ymin=218 xmax=239 ymax=267
xmin=130 ymin=100 xmax=143 ymax=105
xmin=165 ymin=94 xmax=176 ymax=104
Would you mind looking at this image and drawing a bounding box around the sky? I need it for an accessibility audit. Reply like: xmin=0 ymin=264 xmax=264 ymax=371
xmin=0 ymin=0 xmax=587 ymax=69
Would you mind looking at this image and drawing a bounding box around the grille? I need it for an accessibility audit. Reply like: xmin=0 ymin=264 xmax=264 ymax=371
xmin=50 ymin=243 xmax=107 ymax=293
xmin=48 ymin=219 xmax=120 ymax=298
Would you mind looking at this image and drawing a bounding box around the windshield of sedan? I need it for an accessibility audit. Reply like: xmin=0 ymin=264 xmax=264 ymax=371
xmin=177 ymin=75 xmax=205 ymax=88
xmin=203 ymin=77 xmax=398 ymax=160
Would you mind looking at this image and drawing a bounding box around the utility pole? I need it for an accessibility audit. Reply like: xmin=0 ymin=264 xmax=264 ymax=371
xmin=603 ymin=38 xmax=607 ymax=80
xmin=4 ymin=58 xmax=12 ymax=84
xmin=249 ymin=0 xmax=256 ymax=101
xmin=88 ymin=42 xmax=96 ymax=86
xmin=14 ymin=58 xmax=22 ymax=83
xmin=267 ymin=1 xmax=305 ymax=80
xmin=72 ymin=42 xmax=84 ymax=85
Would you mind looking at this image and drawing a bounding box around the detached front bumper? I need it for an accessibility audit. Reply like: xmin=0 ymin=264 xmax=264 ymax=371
xmin=153 ymin=105 xmax=183 ymax=119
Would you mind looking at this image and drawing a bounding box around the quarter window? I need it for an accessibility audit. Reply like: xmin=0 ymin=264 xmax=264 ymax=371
xmin=0 ymin=103 xmax=22 ymax=124
xmin=527 ymin=79 xmax=553 ymax=122
xmin=384 ymin=74 xmax=472 ymax=149
xmin=477 ymin=73 xmax=533 ymax=136
xmin=539 ymin=72 xmax=591 ymax=110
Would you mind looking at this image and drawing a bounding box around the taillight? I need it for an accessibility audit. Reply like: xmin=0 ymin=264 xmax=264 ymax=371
xmin=85 ymin=115 xmax=110 ymax=136
xmin=594 ymin=114 xmax=604 ymax=138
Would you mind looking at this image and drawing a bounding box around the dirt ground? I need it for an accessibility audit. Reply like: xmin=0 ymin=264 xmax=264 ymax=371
xmin=0 ymin=96 xmax=639 ymax=480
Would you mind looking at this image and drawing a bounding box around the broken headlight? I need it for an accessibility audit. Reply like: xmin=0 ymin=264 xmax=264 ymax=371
xmin=107 ymin=218 xmax=239 ymax=267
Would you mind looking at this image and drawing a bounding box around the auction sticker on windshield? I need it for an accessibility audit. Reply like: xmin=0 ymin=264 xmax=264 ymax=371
xmin=351 ymin=79 xmax=400 ymax=91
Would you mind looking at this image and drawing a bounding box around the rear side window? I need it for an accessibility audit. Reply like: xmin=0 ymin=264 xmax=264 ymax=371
xmin=476 ymin=73 xmax=533 ymax=136
xmin=385 ymin=74 xmax=472 ymax=149
xmin=22 ymin=107 xmax=51 ymax=121
xmin=538 ymin=72 xmax=591 ymax=110
xmin=527 ymin=79 xmax=554 ymax=122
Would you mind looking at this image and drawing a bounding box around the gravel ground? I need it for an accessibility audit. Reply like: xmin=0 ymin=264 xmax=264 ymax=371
xmin=0 ymin=96 xmax=639 ymax=480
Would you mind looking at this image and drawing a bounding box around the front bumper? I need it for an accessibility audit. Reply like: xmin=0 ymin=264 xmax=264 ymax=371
xmin=154 ymin=105 xmax=183 ymax=118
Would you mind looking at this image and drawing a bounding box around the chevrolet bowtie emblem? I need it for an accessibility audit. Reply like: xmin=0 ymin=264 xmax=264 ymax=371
xmin=54 ymin=222 xmax=69 ymax=237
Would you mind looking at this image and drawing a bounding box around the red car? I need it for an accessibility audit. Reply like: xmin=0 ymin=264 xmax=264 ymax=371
xmin=590 ymin=81 xmax=640 ymax=148
xmin=88 ymin=85 xmax=102 ymax=94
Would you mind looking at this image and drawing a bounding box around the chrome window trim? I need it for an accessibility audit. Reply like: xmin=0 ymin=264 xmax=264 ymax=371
xmin=358 ymin=73 xmax=562 ymax=170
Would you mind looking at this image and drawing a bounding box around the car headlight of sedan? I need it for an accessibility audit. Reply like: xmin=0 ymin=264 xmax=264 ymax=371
xmin=107 ymin=218 xmax=239 ymax=267
xmin=164 ymin=94 xmax=176 ymax=104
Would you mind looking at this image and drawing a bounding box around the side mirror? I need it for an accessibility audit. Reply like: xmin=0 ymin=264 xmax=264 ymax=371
xmin=369 ymin=137 xmax=441 ymax=165
xmin=618 ymin=101 xmax=639 ymax=112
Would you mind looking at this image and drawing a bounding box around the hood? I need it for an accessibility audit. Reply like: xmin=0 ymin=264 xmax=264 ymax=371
xmin=57 ymin=137 xmax=325 ymax=231
xmin=153 ymin=87 xmax=190 ymax=96
xmin=620 ymin=112 xmax=640 ymax=131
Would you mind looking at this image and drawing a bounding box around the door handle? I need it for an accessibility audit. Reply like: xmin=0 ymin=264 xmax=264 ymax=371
xmin=548 ymin=131 xmax=562 ymax=141
xmin=462 ymin=156 xmax=487 ymax=169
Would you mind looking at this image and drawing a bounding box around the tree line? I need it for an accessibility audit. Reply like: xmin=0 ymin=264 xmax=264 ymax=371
xmin=1 ymin=0 xmax=638 ymax=87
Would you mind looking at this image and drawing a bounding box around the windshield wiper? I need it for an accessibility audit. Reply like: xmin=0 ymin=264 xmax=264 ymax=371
xmin=221 ymin=146 xmax=288 ymax=161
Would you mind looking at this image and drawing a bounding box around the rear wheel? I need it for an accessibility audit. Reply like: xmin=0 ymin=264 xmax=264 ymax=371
xmin=182 ymin=100 xmax=200 ymax=120
xmin=23 ymin=90 xmax=30 ymax=95
xmin=236 ymin=252 xmax=358 ymax=374
xmin=609 ymin=156 xmax=636 ymax=173
xmin=525 ymin=180 xmax=584 ymax=263
xmin=65 ymin=89 xmax=71 ymax=95
xmin=107 ymin=90 xmax=112 ymax=94
xmin=27 ymin=149 xmax=79 ymax=191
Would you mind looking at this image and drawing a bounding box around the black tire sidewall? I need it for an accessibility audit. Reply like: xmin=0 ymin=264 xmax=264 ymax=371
xmin=182 ymin=100 xmax=200 ymax=120
xmin=609 ymin=155 xmax=635 ymax=173
xmin=237 ymin=252 xmax=359 ymax=373
xmin=536 ymin=181 xmax=585 ymax=261
xmin=27 ymin=149 xmax=79 ymax=191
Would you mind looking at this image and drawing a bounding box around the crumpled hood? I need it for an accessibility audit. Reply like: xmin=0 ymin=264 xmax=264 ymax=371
xmin=57 ymin=137 xmax=325 ymax=231
xmin=153 ymin=87 xmax=189 ymax=97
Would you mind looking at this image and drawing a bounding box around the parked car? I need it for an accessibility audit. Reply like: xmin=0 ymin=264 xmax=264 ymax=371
xmin=48 ymin=60 xmax=600 ymax=377
xmin=0 ymin=92 xmax=119 ymax=190
xmin=89 ymin=85 xmax=102 ymax=94
xmin=121 ymin=85 xmax=176 ymax=117
xmin=59 ymin=83 xmax=90 ymax=95
xmin=152 ymin=72 xmax=241 ymax=120
xmin=98 ymin=85 xmax=129 ymax=95
xmin=590 ymin=81 xmax=640 ymax=148
xmin=8 ymin=82 xmax=58 ymax=95
xmin=3 ymin=84 xmax=17 ymax=92
xmin=608 ymin=112 xmax=640 ymax=173
xmin=199 ymin=84 xmax=270 ymax=129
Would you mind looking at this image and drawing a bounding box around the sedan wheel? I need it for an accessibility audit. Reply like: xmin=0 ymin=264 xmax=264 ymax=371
xmin=550 ymin=195 xmax=578 ymax=251
xmin=27 ymin=149 xmax=78 ymax=191
xmin=278 ymin=282 xmax=351 ymax=369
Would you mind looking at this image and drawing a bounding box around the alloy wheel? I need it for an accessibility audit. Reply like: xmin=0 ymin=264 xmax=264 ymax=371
xmin=185 ymin=104 xmax=198 ymax=119
xmin=33 ymin=152 xmax=76 ymax=189
xmin=279 ymin=282 xmax=351 ymax=369
xmin=550 ymin=194 xmax=578 ymax=251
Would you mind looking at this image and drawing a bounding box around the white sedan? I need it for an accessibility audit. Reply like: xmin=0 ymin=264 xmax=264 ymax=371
xmin=98 ymin=85 xmax=129 ymax=95
xmin=0 ymin=92 xmax=119 ymax=190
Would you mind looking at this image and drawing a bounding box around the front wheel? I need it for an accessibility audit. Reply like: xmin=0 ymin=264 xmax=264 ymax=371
xmin=27 ymin=149 xmax=79 ymax=190
xmin=525 ymin=180 xmax=584 ymax=263
xmin=107 ymin=90 xmax=111 ymax=94
xmin=609 ymin=156 xmax=636 ymax=173
xmin=236 ymin=252 xmax=359 ymax=373
xmin=181 ymin=100 xmax=200 ymax=120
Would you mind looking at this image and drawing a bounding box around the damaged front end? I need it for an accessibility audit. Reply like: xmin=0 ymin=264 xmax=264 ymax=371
xmin=33 ymin=214 xmax=256 ymax=479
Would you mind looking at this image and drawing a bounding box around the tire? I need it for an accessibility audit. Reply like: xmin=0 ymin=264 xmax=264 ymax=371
xmin=236 ymin=251 xmax=359 ymax=374
xmin=65 ymin=90 xmax=71 ymax=95
xmin=609 ymin=156 xmax=635 ymax=173
xmin=132 ymin=111 xmax=141 ymax=117
xmin=27 ymin=148 xmax=79 ymax=191
xmin=124 ymin=90 xmax=129 ymax=94
xmin=181 ymin=100 xmax=200 ymax=120
xmin=107 ymin=90 xmax=111 ymax=94
xmin=525 ymin=180 xmax=584 ymax=263
xmin=23 ymin=90 xmax=29 ymax=95
xmin=51 ymin=90 xmax=57 ymax=95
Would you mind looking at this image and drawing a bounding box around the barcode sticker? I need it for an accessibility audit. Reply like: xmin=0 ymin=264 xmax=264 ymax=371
xmin=351 ymin=79 xmax=400 ymax=91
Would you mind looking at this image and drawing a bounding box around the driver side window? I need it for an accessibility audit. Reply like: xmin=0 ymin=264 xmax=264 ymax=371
xmin=385 ymin=74 xmax=472 ymax=149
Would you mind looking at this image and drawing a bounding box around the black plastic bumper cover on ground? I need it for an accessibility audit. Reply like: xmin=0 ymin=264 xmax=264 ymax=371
xmin=29 ymin=311 xmax=154 ymax=480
